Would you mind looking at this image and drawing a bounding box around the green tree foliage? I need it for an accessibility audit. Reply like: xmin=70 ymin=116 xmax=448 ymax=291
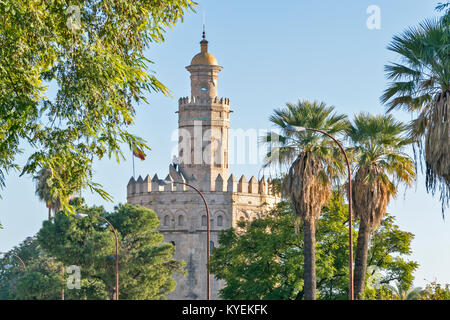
xmin=33 ymin=165 xmax=80 ymax=220
xmin=0 ymin=238 xmax=61 ymax=300
xmin=0 ymin=201 xmax=185 ymax=299
xmin=0 ymin=238 xmax=105 ymax=300
xmin=363 ymin=283 xmax=423 ymax=300
xmin=0 ymin=0 xmax=195 ymax=213
xmin=209 ymin=193 xmax=418 ymax=300
xmin=420 ymin=281 xmax=450 ymax=300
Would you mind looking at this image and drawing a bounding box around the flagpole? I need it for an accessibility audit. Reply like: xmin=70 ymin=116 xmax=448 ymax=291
xmin=132 ymin=150 xmax=135 ymax=179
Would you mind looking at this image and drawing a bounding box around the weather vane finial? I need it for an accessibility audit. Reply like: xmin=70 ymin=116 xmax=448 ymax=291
xmin=202 ymin=11 xmax=206 ymax=40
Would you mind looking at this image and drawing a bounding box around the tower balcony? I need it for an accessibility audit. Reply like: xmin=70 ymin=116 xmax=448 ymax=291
xmin=178 ymin=96 xmax=230 ymax=107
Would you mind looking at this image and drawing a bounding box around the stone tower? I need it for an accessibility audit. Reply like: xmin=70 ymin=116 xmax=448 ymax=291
xmin=127 ymin=33 xmax=280 ymax=300
xmin=178 ymin=31 xmax=230 ymax=191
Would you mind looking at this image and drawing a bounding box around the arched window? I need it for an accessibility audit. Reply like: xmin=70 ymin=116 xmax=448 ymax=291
xmin=201 ymin=215 xmax=207 ymax=226
xmin=217 ymin=215 xmax=223 ymax=227
xmin=164 ymin=215 xmax=170 ymax=226
xmin=178 ymin=215 xmax=185 ymax=226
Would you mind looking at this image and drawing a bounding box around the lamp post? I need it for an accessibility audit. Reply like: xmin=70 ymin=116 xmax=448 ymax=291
xmin=157 ymin=179 xmax=211 ymax=300
xmin=285 ymin=125 xmax=354 ymax=300
xmin=1 ymin=252 xmax=27 ymax=272
xmin=75 ymin=213 xmax=120 ymax=300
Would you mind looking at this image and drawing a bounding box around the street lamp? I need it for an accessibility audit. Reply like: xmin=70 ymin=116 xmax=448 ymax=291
xmin=157 ymin=179 xmax=212 ymax=300
xmin=0 ymin=252 xmax=27 ymax=272
xmin=74 ymin=213 xmax=120 ymax=300
xmin=285 ymin=125 xmax=354 ymax=300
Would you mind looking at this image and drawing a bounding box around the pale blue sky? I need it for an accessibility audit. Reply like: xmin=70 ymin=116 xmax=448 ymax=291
xmin=1 ymin=0 xmax=448 ymax=288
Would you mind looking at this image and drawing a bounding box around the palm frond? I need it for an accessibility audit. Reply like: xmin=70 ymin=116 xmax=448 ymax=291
xmin=348 ymin=113 xmax=416 ymax=229
xmin=262 ymin=100 xmax=349 ymax=221
xmin=382 ymin=16 xmax=449 ymax=214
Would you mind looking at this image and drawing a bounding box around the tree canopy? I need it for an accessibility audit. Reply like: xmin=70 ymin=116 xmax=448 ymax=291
xmin=419 ymin=282 xmax=450 ymax=300
xmin=0 ymin=200 xmax=185 ymax=300
xmin=0 ymin=0 xmax=195 ymax=213
xmin=209 ymin=193 xmax=418 ymax=300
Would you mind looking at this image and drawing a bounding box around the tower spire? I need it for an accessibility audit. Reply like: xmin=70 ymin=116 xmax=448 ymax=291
xmin=200 ymin=23 xmax=208 ymax=53
xmin=202 ymin=11 xmax=206 ymax=40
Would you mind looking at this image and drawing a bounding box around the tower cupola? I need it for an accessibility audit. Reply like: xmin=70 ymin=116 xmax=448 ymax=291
xmin=186 ymin=32 xmax=222 ymax=99
xmin=190 ymin=31 xmax=218 ymax=66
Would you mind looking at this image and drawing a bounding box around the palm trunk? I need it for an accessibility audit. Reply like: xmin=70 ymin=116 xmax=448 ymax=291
xmin=354 ymin=220 xmax=371 ymax=299
xmin=303 ymin=218 xmax=316 ymax=300
xmin=48 ymin=205 xmax=51 ymax=220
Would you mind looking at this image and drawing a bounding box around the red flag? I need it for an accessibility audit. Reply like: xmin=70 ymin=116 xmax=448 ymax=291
xmin=132 ymin=147 xmax=146 ymax=161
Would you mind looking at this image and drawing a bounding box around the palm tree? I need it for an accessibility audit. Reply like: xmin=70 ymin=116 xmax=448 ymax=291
xmin=347 ymin=113 xmax=416 ymax=299
xmin=384 ymin=282 xmax=423 ymax=300
xmin=34 ymin=162 xmax=84 ymax=219
xmin=34 ymin=167 xmax=61 ymax=220
xmin=381 ymin=17 xmax=449 ymax=214
xmin=262 ymin=100 xmax=348 ymax=300
xmin=435 ymin=2 xmax=450 ymax=14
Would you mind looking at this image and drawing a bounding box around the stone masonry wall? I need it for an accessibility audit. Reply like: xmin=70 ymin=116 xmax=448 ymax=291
xmin=126 ymin=171 xmax=279 ymax=299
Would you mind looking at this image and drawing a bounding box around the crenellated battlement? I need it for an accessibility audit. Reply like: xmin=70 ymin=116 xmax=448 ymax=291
xmin=127 ymin=172 xmax=275 ymax=197
xmin=178 ymin=96 xmax=230 ymax=107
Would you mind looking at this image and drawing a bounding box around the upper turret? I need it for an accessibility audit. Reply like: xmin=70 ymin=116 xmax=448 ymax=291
xmin=177 ymin=31 xmax=230 ymax=190
xmin=190 ymin=35 xmax=218 ymax=66
xmin=186 ymin=31 xmax=222 ymax=99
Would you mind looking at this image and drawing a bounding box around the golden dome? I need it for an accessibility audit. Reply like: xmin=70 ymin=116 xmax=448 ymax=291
xmin=190 ymin=39 xmax=218 ymax=66
xmin=191 ymin=52 xmax=218 ymax=65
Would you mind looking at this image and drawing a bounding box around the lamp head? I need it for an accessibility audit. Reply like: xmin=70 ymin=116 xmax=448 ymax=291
xmin=75 ymin=213 xmax=89 ymax=219
xmin=285 ymin=125 xmax=306 ymax=132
